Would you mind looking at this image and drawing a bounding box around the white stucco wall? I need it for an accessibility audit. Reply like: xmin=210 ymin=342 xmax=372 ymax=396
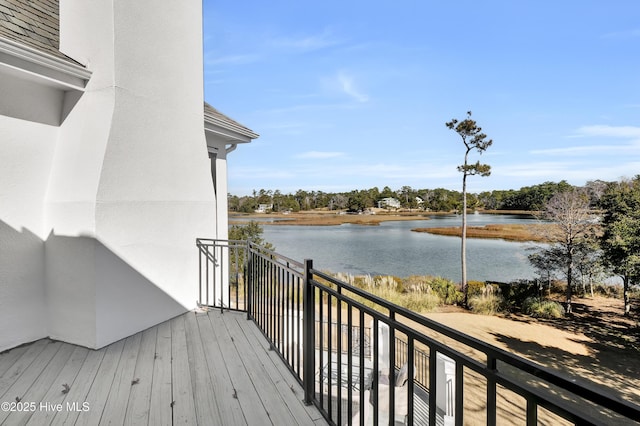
xmin=0 ymin=116 xmax=56 ymax=352
xmin=43 ymin=0 xmax=215 ymax=348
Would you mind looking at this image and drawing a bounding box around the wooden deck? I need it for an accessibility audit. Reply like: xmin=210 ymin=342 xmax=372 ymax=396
xmin=0 ymin=309 xmax=326 ymax=425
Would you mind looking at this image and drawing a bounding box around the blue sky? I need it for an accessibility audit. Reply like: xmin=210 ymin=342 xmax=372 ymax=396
xmin=203 ymin=1 xmax=640 ymax=196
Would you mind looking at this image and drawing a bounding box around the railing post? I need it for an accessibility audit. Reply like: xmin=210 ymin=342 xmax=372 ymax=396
xmin=487 ymin=356 xmax=497 ymax=426
xmin=303 ymin=259 xmax=314 ymax=405
xmin=246 ymin=239 xmax=252 ymax=320
xmin=197 ymin=239 xmax=202 ymax=306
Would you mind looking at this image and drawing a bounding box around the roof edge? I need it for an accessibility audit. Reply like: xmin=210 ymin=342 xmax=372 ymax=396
xmin=204 ymin=113 xmax=259 ymax=140
xmin=0 ymin=37 xmax=91 ymax=89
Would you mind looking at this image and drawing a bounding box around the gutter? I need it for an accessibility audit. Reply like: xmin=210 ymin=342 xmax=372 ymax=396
xmin=0 ymin=37 xmax=91 ymax=90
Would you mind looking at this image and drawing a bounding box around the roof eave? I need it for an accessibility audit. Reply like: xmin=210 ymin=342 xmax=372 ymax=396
xmin=204 ymin=114 xmax=259 ymax=141
xmin=0 ymin=37 xmax=91 ymax=90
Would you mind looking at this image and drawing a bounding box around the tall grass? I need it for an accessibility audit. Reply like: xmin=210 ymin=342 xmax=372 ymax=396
xmin=522 ymin=297 xmax=564 ymax=318
xmin=332 ymin=273 xmax=456 ymax=313
xmin=468 ymin=284 xmax=504 ymax=315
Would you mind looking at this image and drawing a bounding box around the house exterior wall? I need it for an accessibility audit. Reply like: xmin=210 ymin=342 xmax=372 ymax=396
xmin=0 ymin=116 xmax=56 ymax=352
xmin=42 ymin=0 xmax=215 ymax=348
xmin=0 ymin=0 xmax=251 ymax=352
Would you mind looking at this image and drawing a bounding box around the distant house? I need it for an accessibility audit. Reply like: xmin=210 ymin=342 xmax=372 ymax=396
xmin=378 ymin=197 xmax=401 ymax=209
xmin=0 ymin=0 xmax=257 ymax=351
xmin=255 ymin=203 xmax=274 ymax=213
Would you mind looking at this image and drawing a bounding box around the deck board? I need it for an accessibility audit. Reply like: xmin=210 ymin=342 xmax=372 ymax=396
xmin=197 ymin=310 xmax=246 ymax=425
xmin=48 ymin=346 xmax=107 ymax=426
xmin=232 ymin=314 xmax=312 ymax=425
xmin=0 ymin=310 xmax=325 ymax=425
xmin=239 ymin=314 xmax=326 ymax=423
xmin=209 ymin=310 xmax=269 ymax=425
xmin=0 ymin=340 xmax=62 ymax=424
xmin=0 ymin=344 xmax=29 ymax=378
xmin=5 ymin=343 xmax=75 ymax=425
xmin=184 ymin=312 xmax=220 ymax=424
xmin=26 ymin=345 xmax=89 ymax=426
xmin=100 ymin=333 xmax=142 ymax=425
xmin=148 ymin=320 xmax=172 ymax=426
xmin=0 ymin=339 xmax=49 ymax=398
xmin=123 ymin=326 xmax=157 ymax=426
xmin=76 ymin=338 xmax=125 ymax=426
xmin=171 ymin=315 xmax=197 ymax=425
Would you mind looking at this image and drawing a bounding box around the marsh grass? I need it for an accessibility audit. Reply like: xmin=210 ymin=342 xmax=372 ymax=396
xmin=329 ymin=273 xmax=461 ymax=314
xmin=412 ymin=223 xmax=556 ymax=242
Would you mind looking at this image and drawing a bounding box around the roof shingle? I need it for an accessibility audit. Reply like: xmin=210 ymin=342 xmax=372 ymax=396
xmin=204 ymin=102 xmax=259 ymax=139
xmin=0 ymin=0 xmax=75 ymax=62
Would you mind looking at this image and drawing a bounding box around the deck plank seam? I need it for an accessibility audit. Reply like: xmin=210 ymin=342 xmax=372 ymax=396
xmin=206 ymin=309 xmax=268 ymax=425
xmin=197 ymin=310 xmax=247 ymax=425
xmin=224 ymin=312 xmax=299 ymax=425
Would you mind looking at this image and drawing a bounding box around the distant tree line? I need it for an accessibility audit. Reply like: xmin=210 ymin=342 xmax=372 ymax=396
xmin=228 ymin=180 xmax=610 ymax=214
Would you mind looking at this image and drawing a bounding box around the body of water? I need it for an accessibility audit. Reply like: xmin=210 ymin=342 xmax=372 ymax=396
xmin=260 ymin=214 xmax=543 ymax=283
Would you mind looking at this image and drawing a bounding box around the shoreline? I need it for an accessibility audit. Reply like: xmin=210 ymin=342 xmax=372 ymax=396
xmin=229 ymin=211 xmax=433 ymax=226
xmin=229 ymin=210 xmax=548 ymax=242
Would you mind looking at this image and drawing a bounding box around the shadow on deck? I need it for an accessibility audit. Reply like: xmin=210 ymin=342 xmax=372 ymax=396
xmin=0 ymin=310 xmax=325 ymax=425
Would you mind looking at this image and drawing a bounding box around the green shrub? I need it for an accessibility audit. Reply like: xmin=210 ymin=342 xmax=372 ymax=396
xmin=466 ymin=280 xmax=486 ymax=298
xmin=468 ymin=294 xmax=503 ymax=315
xmin=522 ymin=297 xmax=564 ymax=318
xmin=496 ymin=280 xmax=540 ymax=311
xmin=429 ymin=277 xmax=463 ymax=305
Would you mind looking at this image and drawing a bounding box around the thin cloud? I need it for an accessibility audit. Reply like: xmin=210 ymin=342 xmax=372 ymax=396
xmin=497 ymin=161 xmax=640 ymax=186
xmin=295 ymin=151 xmax=346 ymax=160
xmin=530 ymin=144 xmax=636 ymax=156
xmin=205 ymin=53 xmax=261 ymax=66
xmin=229 ymin=167 xmax=295 ymax=180
xmin=269 ymin=28 xmax=342 ymax=52
xmin=499 ymin=161 xmax=577 ymax=178
xmin=602 ymin=28 xmax=640 ymax=39
xmin=336 ymin=71 xmax=369 ymax=103
xmin=532 ymin=125 xmax=640 ymax=156
xmin=573 ymin=125 xmax=640 ymax=139
xmin=258 ymin=102 xmax=360 ymax=115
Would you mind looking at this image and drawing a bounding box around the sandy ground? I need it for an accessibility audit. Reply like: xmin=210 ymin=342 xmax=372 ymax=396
xmin=419 ymin=296 xmax=640 ymax=424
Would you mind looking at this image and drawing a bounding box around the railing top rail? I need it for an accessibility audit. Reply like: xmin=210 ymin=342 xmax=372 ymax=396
xmin=310 ymin=267 xmax=640 ymax=421
xmin=248 ymin=240 xmax=304 ymax=270
xmin=196 ymin=238 xmax=247 ymax=246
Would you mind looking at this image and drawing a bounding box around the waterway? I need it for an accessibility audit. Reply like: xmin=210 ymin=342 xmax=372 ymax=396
xmin=259 ymin=214 xmax=543 ymax=283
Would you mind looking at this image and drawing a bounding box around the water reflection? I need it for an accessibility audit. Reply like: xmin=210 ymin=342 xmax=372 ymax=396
xmin=260 ymin=214 xmax=543 ymax=282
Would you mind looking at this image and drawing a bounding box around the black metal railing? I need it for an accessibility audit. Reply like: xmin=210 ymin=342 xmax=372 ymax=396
xmin=197 ymin=238 xmax=249 ymax=310
xmin=198 ymin=239 xmax=640 ymax=425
